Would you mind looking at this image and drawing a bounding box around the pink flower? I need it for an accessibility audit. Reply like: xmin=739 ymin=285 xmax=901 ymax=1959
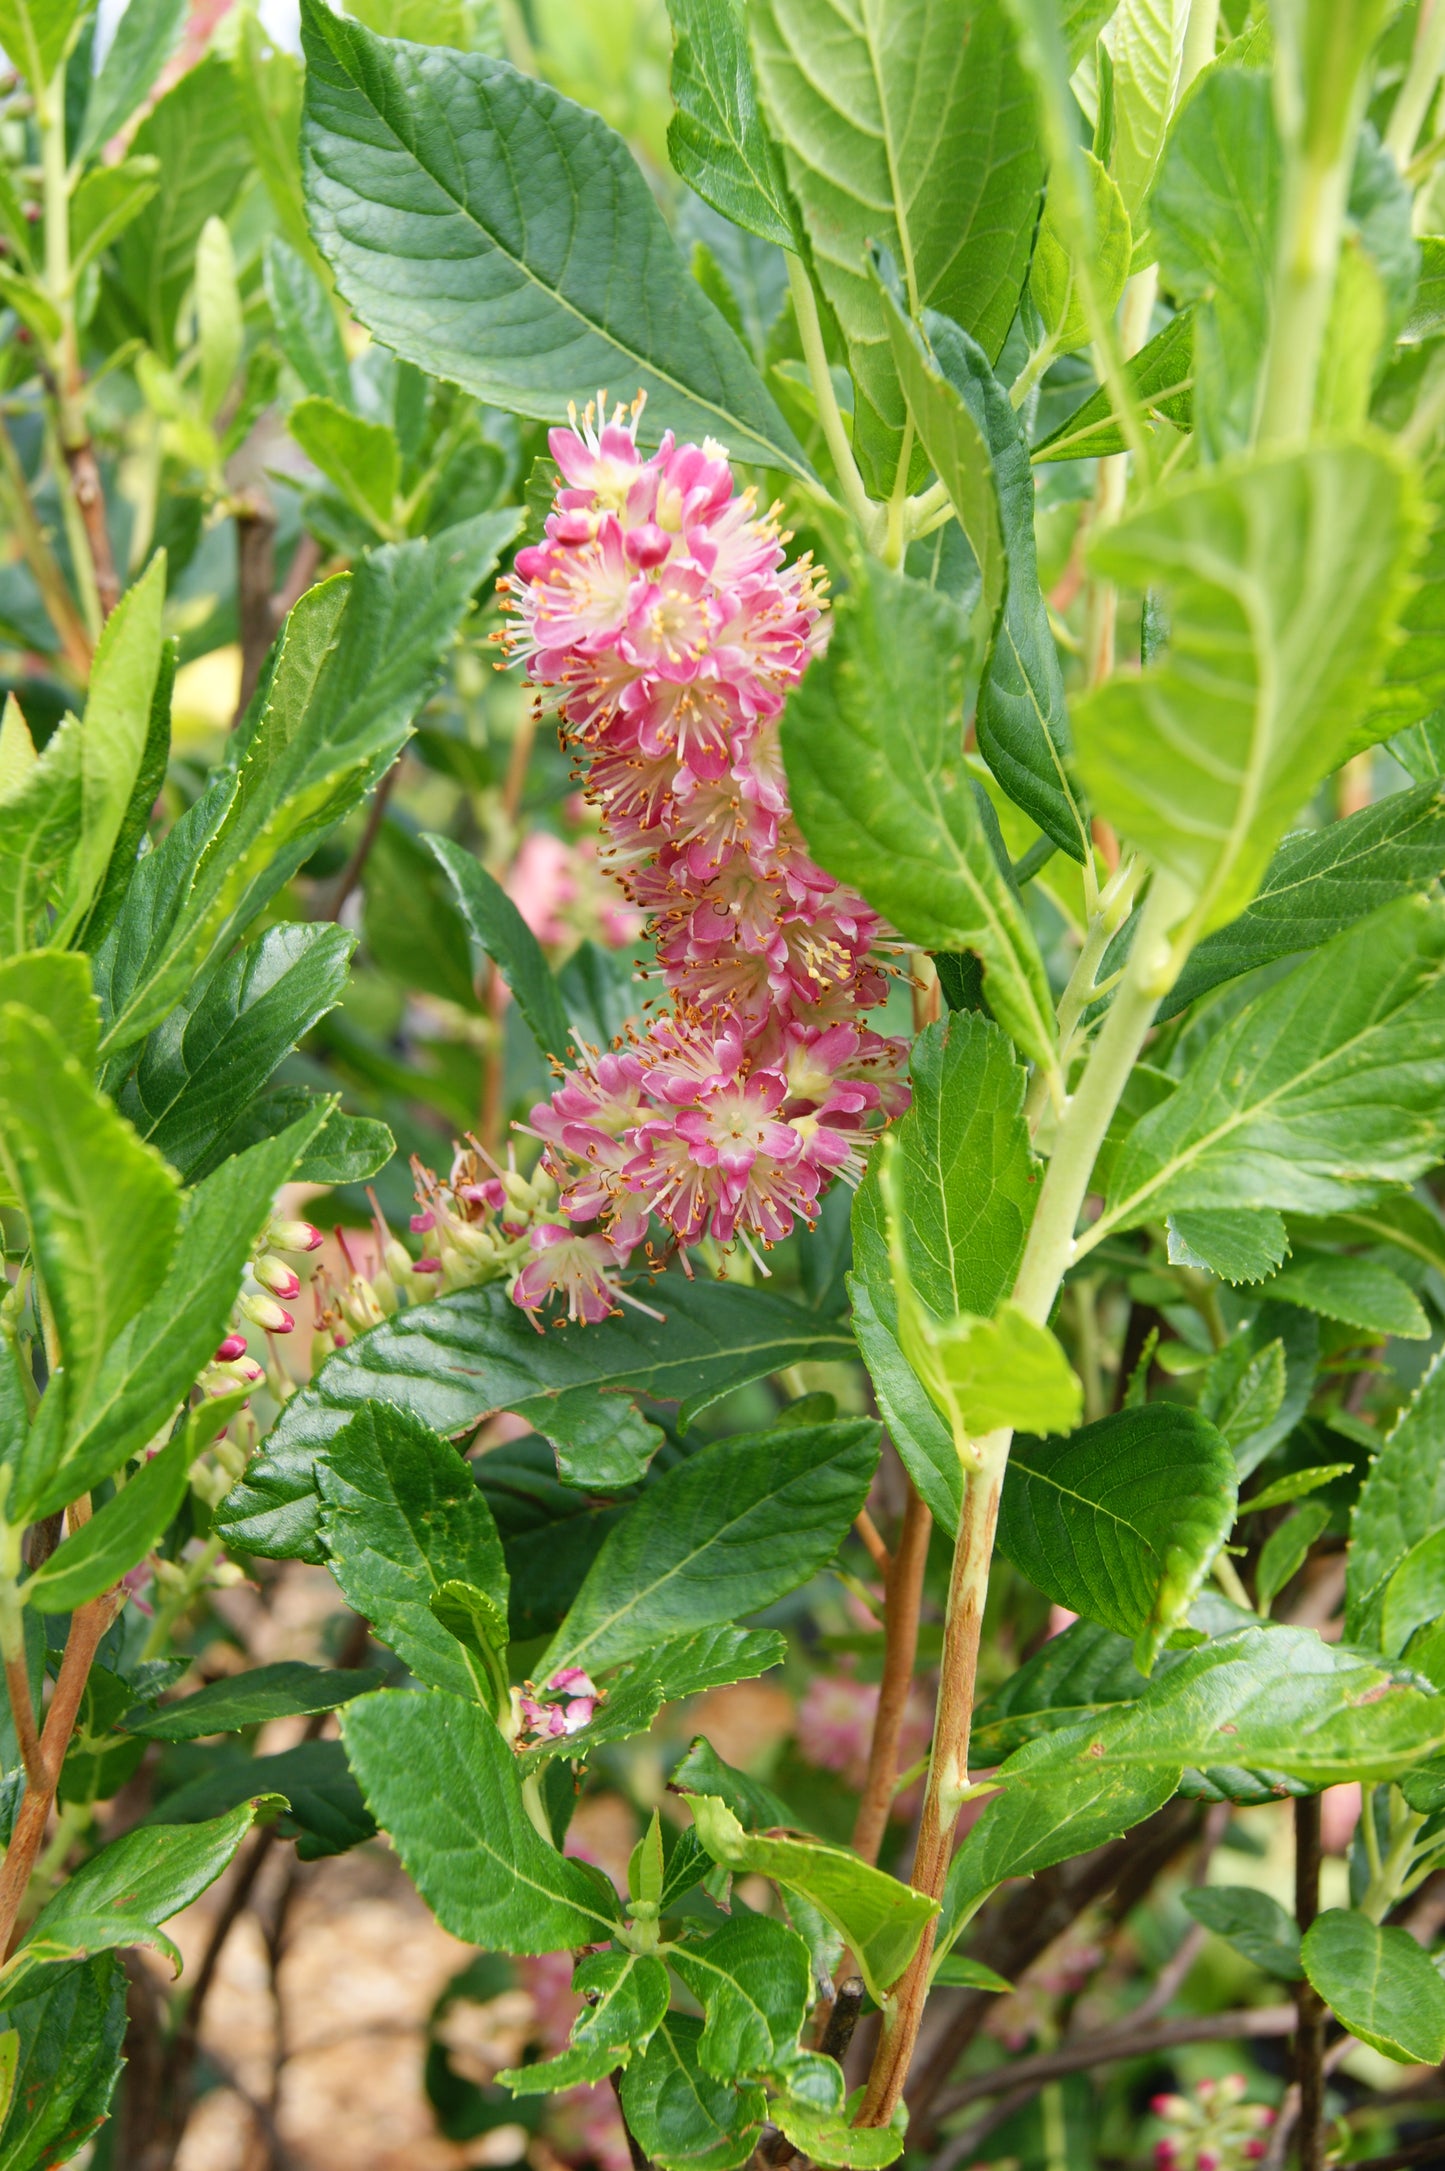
xmin=796 ymin=1672 xmax=879 ymax=1791
xmin=495 ymin=395 xmax=909 ymax=1315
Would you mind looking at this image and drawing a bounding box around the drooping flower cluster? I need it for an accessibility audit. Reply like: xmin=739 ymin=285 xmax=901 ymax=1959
xmin=498 ymin=397 xmax=909 ymax=1322
xmin=1152 ymin=2077 xmax=1275 ymax=2171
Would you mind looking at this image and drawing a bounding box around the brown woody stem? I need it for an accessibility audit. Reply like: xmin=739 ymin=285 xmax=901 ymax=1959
xmin=0 ymin=1590 xmax=119 ymax=1954
xmin=852 ymin=1483 xmax=931 ymax=1867
xmin=1294 ymin=1793 xmax=1327 ymax=2171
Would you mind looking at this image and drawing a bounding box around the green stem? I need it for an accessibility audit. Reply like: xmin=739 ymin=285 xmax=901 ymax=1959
xmin=1386 ymin=0 xmax=1445 ymax=167
xmin=1014 ymin=875 xmax=1186 ymax=1327
xmin=883 ymin=419 xmax=914 ymax=567
xmin=140 ymin=1536 xmax=223 ymax=1661
xmin=0 ymin=417 xmax=91 ymax=677
xmin=786 ymin=255 xmax=881 ymax=547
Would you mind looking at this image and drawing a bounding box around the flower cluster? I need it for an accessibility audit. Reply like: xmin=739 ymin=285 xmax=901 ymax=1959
xmin=517 ymin=1665 xmax=600 ymax=1742
xmin=198 ymin=1214 xmax=324 ymax=1398
xmin=1152 ymin=2076 xmax=1275 ymax=2171
xmin=499 ymin=397 xmax=908 ymax=1322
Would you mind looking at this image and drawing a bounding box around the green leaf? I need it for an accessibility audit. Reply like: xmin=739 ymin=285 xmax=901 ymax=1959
xmin=970 ymin=1616 xmax=1155 ymax=1764
xmin=1167 ymin=1208 xmax=1288 ymax=1285
xmin=218 ymin=1279 xmax=855 ymax=1561
xmin=1182 ymin=1886 xmax=1302 ymax=1981
xmin=573 ymin=1948 xmax=671 ymax=2055
xmin=998 ymin=1406 xmax=1238 ymax=1673
xmin=931 ymin=1956 xmax=1013 ymax=1992
xmin=665 ymin=0 xmax=792 ymax=249
xmin=114 ymin=55 xmax=252 ymax=358
xmin=1256 ymin=1500 xmax=1331 ymax=1611
xmin=0 ymin=701 xmax=84 ymax=961
xmin=429 ymin=1578 xmax=511 ymax=1720
xmin=1108 ymin=0 xmax=1187 ymax=223
xmin=642 ymin=1624 xmax=786 ymax=1704
xmin=69 ymin=157 xmax=161 ymax=278
xmin=541 ymin=1418 xmax=877 ymax=1678
xmin=751 ymin=0 xmax=1043 ymax=491
xmin=850 ymin=1014 xmax=1038 ymax=1530
xmin=123 ymin=1661 xmax=385 ymax=1741
xmin=4 ymin=1799 xmax=265 ymax=1998
xmin=195 ymin=215 xmax=243 ymax=423
xmin=620 ymin=2014 xmax=765 ymax=2171
xmin=782 ymin=556 xmax=1058 ymax=1074
xmin=97 ymin=515 xmax=517 ymax=1056
xmin=290 ymin=395 xmax=399 ymax=534
xmin=0 ymin=0 xmax=84 ymax=90
xmin=1074 ymin=444 xmax=1420 ymax=953
xmin=74 ymin=0 xmax=186 ymax=162
xmin=1150 ymin=66 xmax=1278 ymax=459
xmin=0 ymin=1959 xmax=126 ymax=2171
xmin=24 ymin=1395 xmax=241 ymax=1615
xmin=1030 ymin=147 xmax=1130 ymax=356
xmin=1301 ymin=1910 xmax=1445 ymax=2064
xmin=299 ymin=0 xmax=807 ymax=478
xmin=149 ymin=1738 xmax=372 ymax=1860
xmin=771 ymin=2094 xmax=904 ymax=2169
xmin=1265 ymin=1251 xmax=1429 ymax=1339
xmin=1002 ymin=1624 xmax=1445 ymax=1788
xmin=1379 ymin=1528 xmax=1445 ymax=1660
xmin=1032 ymin=305 xmax=1195 ymax=462
xmin=339 ymin=1687 xmax=621 ymax=1950
xmin=1157 ymin=781 xmax=1445 ymax=1023
xmin=0 ymin=1001 xmax=179 ymax=1416
xmin=917 ymin=1303 xmax=1082 ymax=1443
xmin=363 ymin=820 xmax=479 ymax=1013
xmin=937 ymin=1761 xmax=1180 ymax=1956
xmin=669 ymin=1915 xmax=811 ymax=2077
xmin=685 ymin=1793 xmax=936 ymax=2004
xmin=1347 ymin=1353 xmax=1445 ymax=1645
xmin=264 ymin=234 xmax=352 ymax=405
xmin=672 ymin=1736 xmax=797 ymax=1833
xmin=315 ymin=1404 xmax=508 ymax=1704
xmin=119 ymin=921 xmax=354 ymax=1181
xmin=39 ymin=1108 xmax=329 ymax=1522
xmin=501 ymin=2042 xmax=624 ymax=2094
xmin=0 ymin=951 xmax=96 ymax=1075
xmin=1094 ymin=899 xmax=1445 ymax=1248
xmin=883 ymin=297 xmax=1087 ymax=860
xmin=1242 ymin=1462 xmax=1352 ymax=1514
xmin=425 ymin=835 xmax=572 ymax=1062
xmin=1370 ymin=456 xmax=1445 ymax=740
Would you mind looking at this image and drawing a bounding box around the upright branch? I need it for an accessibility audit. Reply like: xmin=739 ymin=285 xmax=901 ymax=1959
xmin=1294 ymin=1793 xmax=1327 ymax=2171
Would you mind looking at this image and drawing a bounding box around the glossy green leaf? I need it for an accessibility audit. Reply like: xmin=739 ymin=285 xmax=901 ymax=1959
xmin=0 ymin=1959 xmax=126 ymax=2171
xmin=999 ymin=1406 xmax=1238 ymax=1672
xmin=1242 ymin=1463 xmax=1352 ymax=1514
xmin=96 ymin=515 xmax=517 ymax=1056
xmin=500 ymin=2042 xmax=624 ymax=2093
xmin=123 ymin=1662 xmax=385 ymax=1742
xmin=1001 ymin=1624 xmax=1445 ymax=1787
xmin=970 ymin=1616 xmax=1156 ymax=1765
xmin=1379 ymin=1528 xmax=1445 ymax=1659
xmin=38 ymin=1108 xmax=329 ymax=1522
xmin=195 ymin=215 xmax=243 ymax=422
xmin=1301 ymin=1911 xmax=1445 ymax=2064
xmin=300 ymin=0 xmax=806 ymax=476
xmin=1075 ymin=445 xmax=1419 ymax=952
xmin=316 ymin=1404 xmax=508 ymax=1704
xmin=0 ymin=951 xmax=96 ymax=1074
xmin=772 ymin=2090 xmax=904 ymax=2168
xmin=1182 ymin=1886 xmax=1302 ymax=1981
xmin=541 ymin=1419 xmax=877 ymax=1678
xmin=642 ymin=1625 xmax=786 ymax=1704
xmin=119 ymin=921 xmax=354 ymax=1180
xmin=340 ymin=1687 xmax=621 ymax=1950
xmin=572 ymin=1948 xmax=671 ymax=2058
xmin=1157 ymin=781 xmax=1445 ymax=1022
xmin=219 ymin=1279 xmax=855 ymax=1561
xmin=1256 ymin=1500 xmax=1331 ymax=1610
xmin=74 ymin=0 xmax=186 ymax=162
xmin=1266 ymin=1251 xmax=1429 ymax=1339
xmin=938 ymin=1763 xmax=1180 ymax=1954
xmin=783 ymin=556 xmax=1057 ymax=1072
xmin=0 ymin=1002 xmax=178 ymax=1416
xmin=24 ymin=1395 xmax=240 ymax=1615
xmin=686 ymin=1793 xmax=936 ymax=2003
xmin=4 ymin=1799 xmax=265 ymax=1998
xmin=114 ymin=55 xmax=252 ymax=358
xmin=669 ymin=1915 xmax=811 ymax=2077
xmin=57 ymin=554 xmax=167 ymax=939
xmin=1094 ymin=899 xmax=1445 ymax=1249
xmin=918 ymin=1303 xmax=1081 ymax=1443
xmin=849 ymin=1014 xmax=1037 ymax=1531
xmin=425 ymin=835 xmax=572 ymax=1062
xmin=0 ymin=0 xmax=84 ymax=89
xmin=665 ymin=0 xmax=791 ymax=248
xmin=752 ymin=0 xmax=1042 ymax=490
xmin=362 ymin=820 xmax=479 ymax=1013
xmin=1370 ymin=454 xmax=1445 ymax=740
xmin=1109 ymin=0 xmax=1187 ymax=222
xmin=265 ymin=233 xmax=352 ymax=405
xmin=620 ymin=2013 xmax=765 ymax=2171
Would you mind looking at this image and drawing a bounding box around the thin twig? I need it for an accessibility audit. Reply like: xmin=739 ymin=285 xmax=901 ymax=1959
xmin=853 ymin=1509 xmax=892 ymax=1584
xmin=852 ymin=1485 xmax=931 ymax=1868
xmin=60 ymin=433 xmax=120 ymax=618
xmin=611 ymin=2067 xmax=652 ymax=2171
xmin=3 ymin=1651 xmax=45 ymax=1790
xmin=0 ymin=1590 xmax=119 ymax=1954
xmin=937 ymin=2005 xmax=1298 ymax=2115
xmin=0 ymin=416 xmax=92 ymax=676
xmin=272 ymin=531 xmax=324 ymax=622
xmin=1340 ymin=2138 xmax=1445 ymax=2171
xmin=233 ymin=496 xmax=278 ymax=724
xmin=324 ymin=763 xmax=401 ymax=922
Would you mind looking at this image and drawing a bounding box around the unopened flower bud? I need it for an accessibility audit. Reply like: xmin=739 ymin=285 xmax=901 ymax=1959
xmin=239 ymin=1290 xmax=294 ymax=1334
xmin=215 ymin=1333 xmax=248 ymax=1363
xmin=1197 ymin=2150 xmax=1221 ymax=2171
xmin=253 ymin=1255 xmax=302 ymax=1300
xmin=269 ymin=1218 xmax=323 ymax=1254
xmin=211 ymin=1560 xmax=247 ymax=1588
xmin=340 ymin=1276 xmax=387 ymax=1333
